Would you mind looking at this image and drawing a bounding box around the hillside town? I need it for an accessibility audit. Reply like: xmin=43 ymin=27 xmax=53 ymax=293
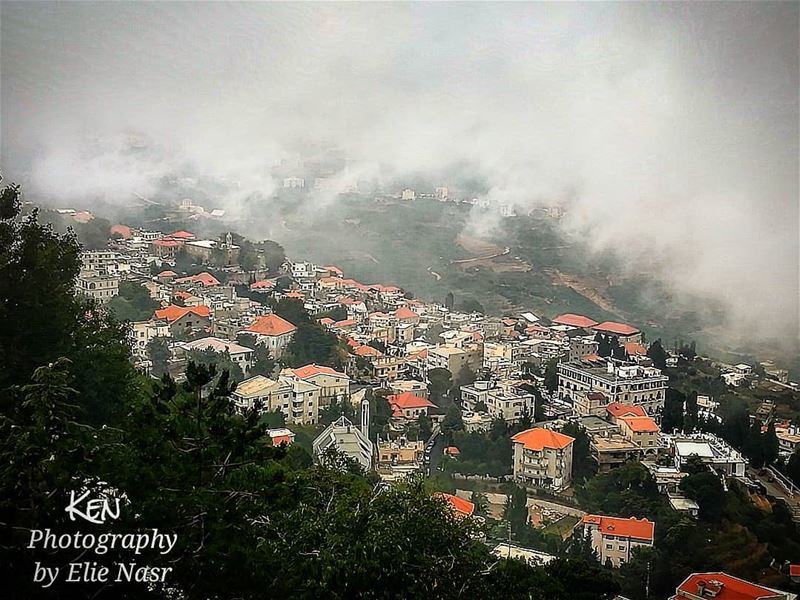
xmin=73 ymin=223 xmax=800 ymax=600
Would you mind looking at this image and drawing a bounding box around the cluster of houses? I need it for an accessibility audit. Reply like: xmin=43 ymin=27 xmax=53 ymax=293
xmin=72 ymin=224 xmax=800 ymax=595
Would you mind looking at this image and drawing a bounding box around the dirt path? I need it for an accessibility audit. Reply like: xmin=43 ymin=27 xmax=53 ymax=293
xmin=545 ymin=268 xmax=617 ymax=314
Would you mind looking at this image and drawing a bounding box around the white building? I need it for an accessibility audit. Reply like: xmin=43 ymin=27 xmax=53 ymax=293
xmin=669 ymin=433 xmax=746 ymax=477
xmin=511 ymin=427 xmax=574 ymax=491
xmin=581 ymin=514 xmax=655 ymax=568
xmin=180 ymin=336 xmax=255 ymax=375
xmin=313 ymin=416 xmax=374 ymax=471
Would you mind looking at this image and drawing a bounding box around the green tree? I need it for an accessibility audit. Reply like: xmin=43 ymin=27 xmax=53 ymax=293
xmin=544 ymin=358 xmax=559 ymax=394
xmin=561 ymin=422 xmax=596 ymax=482
xmin=107 ymin=280 xmax=160 ymax=321
xmin=428 ymin=367 xmax=453 ymax=404
xmin=762 ymin=421 xmax=780 ymax=466
xmin=237 ymin=332 xmax=275 ymax=377
xmin=418 ymin=413 xmax=433 ymax=440
xmin=679 ymin=471 xmax=725 ymax=521
xmin=147 ymin=336 xmax=172 ymax=377
xmin=441 ymin=403 xmax=464 ymax=437
xmin=647 ymin=339 xmax=668 ymax=369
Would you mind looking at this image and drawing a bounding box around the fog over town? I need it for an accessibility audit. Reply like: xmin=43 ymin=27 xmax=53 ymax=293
xmin=2 ymin=2 xmax=798 ymax=349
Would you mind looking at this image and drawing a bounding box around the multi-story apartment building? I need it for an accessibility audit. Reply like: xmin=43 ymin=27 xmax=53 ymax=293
xmin=282 ymin=364 xmax=350 ymax=408
xmin=460 ymin=380 xmax=534 ymax=424
xmin=581 ymin=514 xmax=655 ymax=567
xmin=231 ymin=374 xmax=321 ymax=425
xmin=77 ymin=271 xmax=120 ymax=302
xmin=129 ymin=319 xmax=171 ymax=359
xmin=558 ymin=359 xmax=667 ymax=419
xmin=180 ymin=337 xmax=255 ymax=375
xmin=427 ymin=343 xmax=483 ymax=379
xmin=511 ymin=427 xmax=574 ymax=491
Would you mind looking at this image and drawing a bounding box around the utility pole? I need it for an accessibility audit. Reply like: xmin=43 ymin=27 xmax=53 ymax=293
xmin=645 ymin=560 xmax=651 ymax=599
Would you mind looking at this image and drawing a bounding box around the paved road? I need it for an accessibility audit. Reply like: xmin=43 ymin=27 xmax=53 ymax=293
xmin=747 ymin=467 xmax=800 ymax=521
xmin=425 ymin=428 xmax=444 ymax=476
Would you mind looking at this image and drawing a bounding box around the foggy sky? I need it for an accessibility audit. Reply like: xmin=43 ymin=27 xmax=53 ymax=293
xmin=2 ymin=2 xmax=798 ymax=348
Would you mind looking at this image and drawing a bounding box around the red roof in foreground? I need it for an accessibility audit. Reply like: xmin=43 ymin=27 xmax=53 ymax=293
xmin=245 ymin=314 xmax=297 ymax=337
xmin=593 ymin=321 xmax=640 ymax=336
xmin=620 ymin=415 xmax=660 ymax=433
xmin=624 ymin=342 xmax=647 ymax=356
xmin=552 ymin=313 xmax=599 ymax=328
xmin=582 ymin=515 xmax=654 ymax=542
xmin=790 ymin=564 xmax=800 ymax=577
xmin=435 ymin=493 xmax=474 ymax=517
xmin=394 ymin=306 xmax=419 ymax=320
xmin=675 ymin=572 xmax=787 ymax=600
xmin=154 ymin=304 xmax=210 ymax=323
xmin=512 ymin=428 xmax=574 ymax=451
xmin=388 ymin=392 xmax=436 ymax=410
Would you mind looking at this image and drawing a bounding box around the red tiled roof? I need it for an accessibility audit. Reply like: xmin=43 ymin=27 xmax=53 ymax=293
xmin=675 ymin=572 xmax=785 ymax=600
xmin=607 ymin=402 xmax=647 ymax=419
xmin=445 ymin=446 xmax=460 ymax=456
xmin=388 ymin=392 xmax=435 ymax=410
xmin=593 ymin=321 xmax=640 ymax=336
xmin=620 ymin=415 xmax=659 ymax=433
xmin=175 ymin=272 xmax=220 ymax=287
xmin=245 ymin=314 xmax=297 ymax=337
xmin=154 ymin=304 xmax=210 ymax=323
xmin=152 ymin=239 xmax=183 ymax=247
xmin=512 ymin=428 xmax=574 ymax=451
xmin=168 ymin=230 xmax=195 ymax=239
xmin=394 ymin=306 xmax=419 ymax=320
xmin=250 ymin=279 xmax=275 ymax=290
xmin=435 ymin=492 xmax=474 ymax=517
xmin=582 ymin=353 xmax=602 ymax=362
xmin=324 ymin=265 xmax=343 ymax=276
xmin=624 ymin=342 xmax=647 ymax=356
xmin=552 ymin=313 xmax=599 ymax=328
xmin=173 ymin=291 xmax=192 ymax=300
xmin=158 ymin=270 xmax=177 ymax=277
xmin=292 ymin=364 xmax=347 ymax=379
xmin=582 ymin=514 xmax=654 ymax=542
xmin=354 ymin=345 xmax=383 ymax=357
xmin=789 ymin=564 xmax=800 ymax=577
xmin=284 ymin=291 xmax=305 ymax=298
xmin=319 ymin=317 xmax=335 ymax=326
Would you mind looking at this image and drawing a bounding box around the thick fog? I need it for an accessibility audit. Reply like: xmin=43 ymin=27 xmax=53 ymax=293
xmin=2 ymin=2 xmax=798 ymax=348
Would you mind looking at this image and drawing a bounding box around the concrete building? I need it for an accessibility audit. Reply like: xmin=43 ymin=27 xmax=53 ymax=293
xmin=512 ymin=428 xmax=574 ymax=491
xmin=282 ymin=364 xmax=350 ymax=408
xmin=460 ymin=379 xmax=534 ymax=424
xmin=669 ymin=434 xmax=746 ymax=478
xmin=558 ymin=359 xmax=668 ymax=419
xmin=180 ymin=336 xmax=254 ymax=375
xmin=232 ymin=374 xmax=321 ymax=425
xmin=427 ymin=343 xmax=483 ymax=379
xmin=129 ymin=319 xmax=171 ymax=359
xmin=581 ymin=514 xmax=654 ymax=567
xmin=242 ymin=314 xmax=297 ymax=358
xmin=154 ymin=304 xmax=211 ymax=338
xmin=77 ymin=271 xmax=119 ymax=302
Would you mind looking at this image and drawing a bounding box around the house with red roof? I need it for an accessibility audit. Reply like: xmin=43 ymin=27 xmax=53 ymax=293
xmin=672 ymin=572 xmax=794 ymax=600
xmin=552 ymin=313 xmax=599 ymax=329
xmin=387 ymin=391 xmax=436 ymax=420
xmin=166 ymin=230 xmax=196 ymax=241
xmin=150 ymin=238 xmax=183 ymax=258
xmin=511 ymin=428 xmax=575 ymax=491
xmin=581 ymin=514 xmax=654 ymax=567
xmin=175 ymin=272 xmax=220 ymax=288
xmin=266 ymin=428 xmax=295 ymax=447
xmin=394 ymin=306 xmax=420 ymax=324
xmin=592 ymin=321 xmax=642 ymax=344
xmin=249 ymin=279 xmax=276 ymax=292
xmin=282 ymin=364 xmax=350 ymax=408
xmin=242 ymin=314 xmax=297 ymax=358
xmin=435 ymin=492 xmax=475 ymax=518
xmin=154 ymin=304 xmax=211 ymax=337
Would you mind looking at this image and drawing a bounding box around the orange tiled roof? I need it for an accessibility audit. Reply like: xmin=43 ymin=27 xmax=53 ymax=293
xmin=552 ymin=313 xmax=599 ymax=328
xmin=167 ymin=230 xmax=195 ymax=239
xmin=354 ymin=345 xmax=383 ymax=357
xmin=512 ymin=428 xmax=574 ymax=451
xmin=245 ymin=314 xmax=297 ymax=337
xmin=624 ymin=342 xmax=647 ymax=356
xmin=175 ymin=272 xmax=220 ymax=287
xmin=582 ymin=514 xmax=654 ymax=542
xmin=593 ymin=321 xmax=640 ymax=336
xmin=620 ymin=415 xmax=659 ymax=433
xmin=154 ymin=304 xmax=210 ymax=323
xmin=250 ymin=279 xmax=275 ymax=290
xmin=388 ymin=391 xmax=435 ymax=410
xmin=675 ymin=572 xmax=782 ymax=600
xmin=607 ymin=402 xmax=647 ymax=419
xmin=435 ymin=492 xmax=474 ymax=517
xmin=292 ymin=364 xmax=347 ymax=379
xmin=394 ymin=306 xmax=419 ymax=320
